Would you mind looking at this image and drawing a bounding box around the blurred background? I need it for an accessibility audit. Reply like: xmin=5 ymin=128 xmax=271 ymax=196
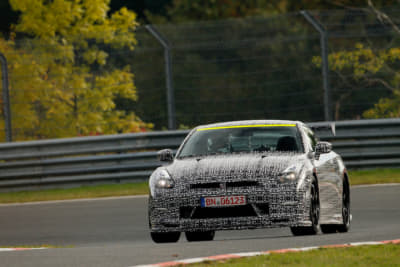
xmin=1 ymin=0 xmax=400 ymax=141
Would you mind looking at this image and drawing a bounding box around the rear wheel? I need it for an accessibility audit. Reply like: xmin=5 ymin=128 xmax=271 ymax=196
xmin=150 ymin=232 xmax=181 ymax=243
xmin=290 ymin=179 xmax=320 ymax=236
xmin=185 ymin=231 xmax=215 ymax=242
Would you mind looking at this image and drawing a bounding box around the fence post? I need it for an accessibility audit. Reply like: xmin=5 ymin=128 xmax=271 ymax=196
xmin=301 ymin=10 xmax=332 ymax=121
xmin=0 ymin=53 xmax=12 ymax=142
xmin=145 ymin=25 xmax=176 ymax=130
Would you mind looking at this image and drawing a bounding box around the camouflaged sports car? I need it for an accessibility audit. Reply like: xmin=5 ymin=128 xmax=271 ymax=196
xmin=148 ymin=120 xmax=351 ymax=243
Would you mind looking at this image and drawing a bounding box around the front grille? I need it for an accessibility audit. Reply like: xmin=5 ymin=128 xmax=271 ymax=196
xmin=190 ymin=181 xmax=259 ymax=190
xmin=190 ymin=183 xmax=220 ymax=189
xmin=180 ymin=207 xmax=194 ymax=219
xmin=227 ymin=181 xmax=259 ymax=188
xmin=254 ymin=203 xmax=269 ymax=215
xmin=191 ymin=204 xmax=257 ymax=219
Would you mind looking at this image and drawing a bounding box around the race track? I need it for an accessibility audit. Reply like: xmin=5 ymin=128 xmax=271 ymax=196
xmin=0 ymin=184 xmax=399 ymax=267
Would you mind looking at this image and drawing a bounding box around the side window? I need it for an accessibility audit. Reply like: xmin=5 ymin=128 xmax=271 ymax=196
xmin=303 ymin=126 xmax=318 ymax=151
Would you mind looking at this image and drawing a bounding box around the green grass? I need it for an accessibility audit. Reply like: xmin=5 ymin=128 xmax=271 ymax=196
xmin=189 ymin=244 xmax=400 ymax=267
xmin=0 ymin=182 xmax=148 ymax=204
xmin=348 ymin=168 xmax=400 ymax=185
xmin=0 ymin=168 xmax=399 ymax=204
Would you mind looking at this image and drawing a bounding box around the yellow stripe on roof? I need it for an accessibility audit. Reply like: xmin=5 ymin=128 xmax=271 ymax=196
xmin=197 ymin=124 xmax=296 ymax=131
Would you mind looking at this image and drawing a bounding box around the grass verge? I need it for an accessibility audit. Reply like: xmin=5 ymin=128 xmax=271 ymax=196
xmin=0 ymin=182 xmax=148 ymax=204
xmin=0 ymin=168 xmax=399 ymax=204
xmin=349 ymin=168 xmax=400 ymax=185
xmin=189 ymin=243 xmax=400 ymax=267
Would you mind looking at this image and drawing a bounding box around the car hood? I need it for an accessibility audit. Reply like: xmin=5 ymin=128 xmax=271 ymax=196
xmin=166 ymin=153 xmax=307 ymax=182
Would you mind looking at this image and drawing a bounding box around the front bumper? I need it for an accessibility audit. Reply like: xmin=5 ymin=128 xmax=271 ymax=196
xmin=149 ymin=184 xmax=311 ymax=232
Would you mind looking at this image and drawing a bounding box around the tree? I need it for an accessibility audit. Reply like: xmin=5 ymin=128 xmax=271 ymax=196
xmin=311 ymin=0 xmax=400 ymax=120
xmin=109 ymin=0 xmax=172 ymax=24
xmin=135 ymin=0 xmax=400 ymax=128
xmin=0 ymin=0 xmax=19 ymax=37
xmin=313 ymin=43 xmax=400 ymax=119
xmin=0 ymin=0 xmax=151 ymax=141
xmin=144 ymin=0 xmax=398 ymax=24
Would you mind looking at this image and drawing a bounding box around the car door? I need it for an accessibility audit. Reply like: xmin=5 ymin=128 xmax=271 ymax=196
xmin=302 ymin=126 xmax=342 ymax=224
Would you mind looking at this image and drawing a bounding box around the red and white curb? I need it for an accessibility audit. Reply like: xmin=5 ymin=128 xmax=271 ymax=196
xmin=134 ymin=239 xmax=400 ymax=267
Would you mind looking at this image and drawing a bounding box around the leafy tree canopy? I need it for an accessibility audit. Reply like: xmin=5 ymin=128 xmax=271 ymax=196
xmin=144 ymin=0 xmax=398 ymax=24
xmin=313 ymin=43 xmax=400 ymax=119
xmin=0 ymin=0 xmax=151 ymax=141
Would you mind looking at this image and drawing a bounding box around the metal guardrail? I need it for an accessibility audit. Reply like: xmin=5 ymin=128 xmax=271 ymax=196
xmin=1 ymin=118 xmax=399 ymax=191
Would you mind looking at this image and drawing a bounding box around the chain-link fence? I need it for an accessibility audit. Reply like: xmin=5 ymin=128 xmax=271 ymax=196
xmin=1 ymin=7 xmax=400 ymax=141
xmin=130 ymin=8 xmax=400 ymax=130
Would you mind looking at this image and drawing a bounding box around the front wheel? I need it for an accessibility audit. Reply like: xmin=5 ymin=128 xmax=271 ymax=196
xmin=321 ymin=178 xmax=350 ymax=234
xmin=150 ymin=232 xmax=181 ymax=243
xmin=338 ymin=177 xmax=351 ymax=232
xmin=291 ymin=179 xmax=320 ymax=236
xmin=185 ymin=231 xmax=215 ymax=242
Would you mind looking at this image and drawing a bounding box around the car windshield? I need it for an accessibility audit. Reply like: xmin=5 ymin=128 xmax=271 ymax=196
xmin=177 ymin=125 xmax=303 ymax=158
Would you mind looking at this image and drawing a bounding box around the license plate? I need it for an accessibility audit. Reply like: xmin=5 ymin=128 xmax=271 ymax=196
xmin=201 ymin=196 xmax=246 ymax=207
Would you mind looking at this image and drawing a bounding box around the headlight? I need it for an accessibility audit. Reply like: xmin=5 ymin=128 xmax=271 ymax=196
xmin=279 ymin=171 xmax=297 ymax=183
xmin=151 ymin=169 xmax=175 ymax=189
xmin=279 ymin=165 xmax=301 ymax=183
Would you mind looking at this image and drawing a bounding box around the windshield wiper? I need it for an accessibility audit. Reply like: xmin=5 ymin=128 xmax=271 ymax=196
xmin=178 ymin=153 xmax=205 ymax=159
xmin=177 ymin=154 xmax=195 ymax=159
xmin=179 ymin=152 xmax=230 ymax=159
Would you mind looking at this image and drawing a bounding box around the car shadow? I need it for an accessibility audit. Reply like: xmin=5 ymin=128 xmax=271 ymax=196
xmin=214 ymin=233 xmax=293 ymax=242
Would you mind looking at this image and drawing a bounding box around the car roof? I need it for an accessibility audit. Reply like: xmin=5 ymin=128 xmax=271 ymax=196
xmin=195 ymin=120 xmax=303 ymax=130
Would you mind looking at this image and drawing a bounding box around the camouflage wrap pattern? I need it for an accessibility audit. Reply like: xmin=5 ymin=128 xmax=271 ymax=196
xmin=148 ymin=120 xmax=347 ymax=233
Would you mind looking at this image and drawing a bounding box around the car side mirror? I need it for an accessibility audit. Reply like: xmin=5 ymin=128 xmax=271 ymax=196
xmin=157 ymin=149 xmax=174 ymax=162
xmin=315 ymin=141 xmax=332 ymax=160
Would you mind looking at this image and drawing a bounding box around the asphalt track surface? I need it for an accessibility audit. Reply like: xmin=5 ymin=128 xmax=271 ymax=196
xmin=0 ymin=184 xmax=399 ymax=267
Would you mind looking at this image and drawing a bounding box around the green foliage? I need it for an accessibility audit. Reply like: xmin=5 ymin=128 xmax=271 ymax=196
xmin=313 ymin=43 xmax=400 ymax=119
xmin=0 ymin=0 xmax=152 ymax=141
xmin=178 ymin=123 xmax=190 ymax=130
xmin=145 ymin=0 xmax=398 ymax=24
xmin=363 ymin=92 xmax=400 ymax=118
xmin=313 ymin=44 xmax=400 ymax=79
xmin=137 ymin=2 xmax=400 ymax=127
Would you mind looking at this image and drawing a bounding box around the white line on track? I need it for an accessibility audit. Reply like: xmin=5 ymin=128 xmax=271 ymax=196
xmin=0 ymin=248 xmax=46 ymax=252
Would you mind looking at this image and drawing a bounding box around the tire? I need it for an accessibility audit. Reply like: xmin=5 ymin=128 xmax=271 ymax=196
xmin=321 ymin=178 xmax=350 ymax=234
xmin=338 ymin=178 xmax=351 ymax=232
xmin=290 ymin=179 xmax=320 ymax=236
xmin=185 ymin=231 xmax=215 ymax=242
xmin=150 ymin=232 xmax=180 ymax=243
